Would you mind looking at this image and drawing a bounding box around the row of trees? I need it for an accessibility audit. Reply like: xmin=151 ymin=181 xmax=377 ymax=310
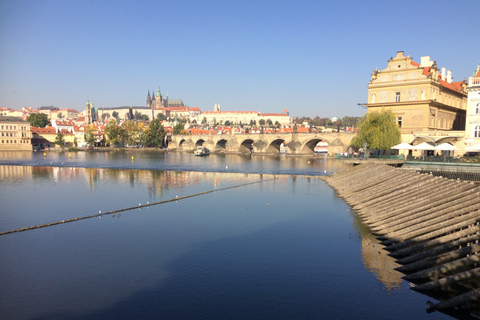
xmin=103 ymin=119 xmax=168 ymax=147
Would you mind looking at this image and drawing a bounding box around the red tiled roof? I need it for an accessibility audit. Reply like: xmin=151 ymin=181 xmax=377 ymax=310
xmin=202 ymin=111 xmax=258 ymax=114
xmin=411 ymin=60 xmax=420 ymax=67
xmin=259 ymin=113 xmax=289 ymax=117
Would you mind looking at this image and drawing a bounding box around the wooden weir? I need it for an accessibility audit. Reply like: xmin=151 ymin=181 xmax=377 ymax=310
xmin=323 ymin=163 xmax=480 ymax=317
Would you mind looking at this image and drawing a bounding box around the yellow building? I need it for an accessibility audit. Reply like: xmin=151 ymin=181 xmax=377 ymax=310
xmin=465 ymin=63 xmax=480 ymax=154
xmin=366 ymin=51 xmax=467 ymax=154
xmin=0 ymin=116 xmax=32 ymax=151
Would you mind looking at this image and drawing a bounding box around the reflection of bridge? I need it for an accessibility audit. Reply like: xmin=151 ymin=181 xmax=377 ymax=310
xmin=169 ymin=132 xmax=355 ymax=155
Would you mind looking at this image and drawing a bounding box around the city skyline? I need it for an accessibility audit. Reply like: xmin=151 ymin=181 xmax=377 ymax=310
xmin=1 ymin=0 xmax=479 ymax=119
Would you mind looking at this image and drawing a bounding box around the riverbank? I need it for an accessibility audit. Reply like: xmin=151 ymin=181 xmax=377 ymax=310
xmin=323 ymin=163 xmax=480 ymax=317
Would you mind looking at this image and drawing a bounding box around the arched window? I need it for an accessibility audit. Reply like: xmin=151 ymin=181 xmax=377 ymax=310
xmin=475 ymin=125 xmax=480 ymax=138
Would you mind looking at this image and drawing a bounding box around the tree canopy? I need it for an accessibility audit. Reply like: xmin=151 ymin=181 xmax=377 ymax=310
xmin=84 ymin=124 xmax=98 ymax=146
xmin=352 ymin=109 xmax=401 ymax=150
xmin=147 ymin=119 xmax=165 ymax=147
xmin=27 ymin=113 xmax=49 ymax=128
xmin=173 ymin=123 xmax=184 ymax=135
xmin=104 ymin=119 xmax=123 ymax=147
xmin=54 ymin=132 xmax=65 ymax=147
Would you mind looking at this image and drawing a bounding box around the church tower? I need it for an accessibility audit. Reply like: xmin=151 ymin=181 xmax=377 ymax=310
xmin=146 ymin=90 xmax=152 ymax=108
xmin=155 ymin=86 xmax=163 ymax=109
xmin=85 ymin=100 xmax=92 ymax=124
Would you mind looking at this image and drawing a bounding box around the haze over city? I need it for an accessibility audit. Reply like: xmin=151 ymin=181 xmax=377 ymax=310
xmin=1 ymin=0 xmax=479 ymax=118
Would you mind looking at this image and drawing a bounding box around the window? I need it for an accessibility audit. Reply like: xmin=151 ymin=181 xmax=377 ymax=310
xmin=397 ymin=116 xmax=402 ymax=127
xmin=395 ymin=92 xmax=401 ymax=102
xmin=475 ymin=125 xmax=480 ymax=138
xmin=476 ymin=103 xmax=480 ymax=114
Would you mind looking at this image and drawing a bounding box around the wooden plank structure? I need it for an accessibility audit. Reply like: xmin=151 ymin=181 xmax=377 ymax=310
xmin=323 ymin=163 xmax=480 ymax=317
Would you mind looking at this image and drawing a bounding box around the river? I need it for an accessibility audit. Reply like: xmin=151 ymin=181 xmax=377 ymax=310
xmin=0 ymin=150 xmax=452 ymax=319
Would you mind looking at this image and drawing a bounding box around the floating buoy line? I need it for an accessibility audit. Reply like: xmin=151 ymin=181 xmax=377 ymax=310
xmin=0 ymin=178 xmax=275 ymax=236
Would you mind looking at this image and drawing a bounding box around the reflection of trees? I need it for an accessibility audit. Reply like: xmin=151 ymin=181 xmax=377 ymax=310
xmin=352 ymin=214 xmax=403 ymax=291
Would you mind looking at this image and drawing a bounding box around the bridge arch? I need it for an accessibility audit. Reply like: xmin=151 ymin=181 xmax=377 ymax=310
xmin=215 ymin=139 xmax=228 ymax=152
xmin=301 ymin=138 xmax=328 ymax=153
xmin=195 ymin=139 xmax=206 ymax=147
xmin=266 ymin=138 xmax=286 ymax=154
xmin=178 ymin=138 xmax=187 ymax=149
xmin=239 ymin=139 xmax=254 ymax=154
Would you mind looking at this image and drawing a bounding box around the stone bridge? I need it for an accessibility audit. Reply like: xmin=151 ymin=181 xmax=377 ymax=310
xmin=168 ymin=132 xmax=355 ymax=155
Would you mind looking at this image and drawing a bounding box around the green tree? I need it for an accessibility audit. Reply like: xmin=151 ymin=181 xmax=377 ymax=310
xmin=54 ymin=132 xmax=65 ymax=147
xmin=123 ymin=120 xmax=140 ymax=146
xmin=85 ymin=124 xmax=98 ymax=146
xmin=259 ymin=119 xmax=265 ymax=126
xmin=157 ymin=113 xmax=166 ymax=121
xmin=104 ymin=119 xmax=123 ymax=147
xmin=101 ymin=113 xmax=110 ymax=122
xmin=147 ymin=119 xmax=165 ymax=147
xmin=112 ymin=111 xmax=119 ymax=120
xmin=57 ymin=112 xmax=63 ymax=119
xmin=352 ymin=109 xmax=401 ymax=150
xmin=27 ymin=113 xmax=49 ymax=128
xmin=173 ymin=123 xmax=184 ymax=135
xmin=275 ymin=121 xmax=280 ymax=127
xmin=201 ymin=117 xmax=207 ymax=124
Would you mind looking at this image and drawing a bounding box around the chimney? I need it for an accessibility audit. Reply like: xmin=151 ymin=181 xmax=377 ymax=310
xmin=441 ymin=67 xmax=446 ymax=81
xmin=420 ymin=56 xmax=433 ymax=67
xmin=447 ymin=70 xmax=452 ymax=83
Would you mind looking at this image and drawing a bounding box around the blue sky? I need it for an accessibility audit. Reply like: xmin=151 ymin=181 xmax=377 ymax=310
xmin=1 ymin=0 xmax=479 ymax=118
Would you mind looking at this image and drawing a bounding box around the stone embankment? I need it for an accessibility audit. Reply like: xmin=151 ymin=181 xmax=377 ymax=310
xmin=323 ymin=163 xmax=480 ymax=315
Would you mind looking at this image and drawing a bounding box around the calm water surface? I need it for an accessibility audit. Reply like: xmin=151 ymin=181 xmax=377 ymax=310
xmin=0 ymin=151 xmax=452 ymax=319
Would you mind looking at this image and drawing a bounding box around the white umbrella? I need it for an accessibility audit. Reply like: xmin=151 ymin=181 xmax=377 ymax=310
xmin=433 ymin=143 xmax=458 ymax=151
xmin=465 ymin=143 xmax=480 ymax=152
xmin=413 ymin=142 xmax=435 ymax=150
xmin=391 ymin=142 xmax=413 ymax=150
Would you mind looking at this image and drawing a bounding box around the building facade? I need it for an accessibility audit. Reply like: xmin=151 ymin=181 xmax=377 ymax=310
xmin=465 ymin=63 xmax=480 ymax=154
xmin=0 ymin=116 xmax=32 ymax=151
xmin=366 ymin=51 xmax=468 ymax=154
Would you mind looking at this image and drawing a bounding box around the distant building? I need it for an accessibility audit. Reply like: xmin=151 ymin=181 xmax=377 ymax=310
xmin=0 ymin=116 xmax=32 ymax=151
xmin=201 ymin=106 xmax=291 ymax=126
xmin=39 ymin=106 xmax=59 ymax=119
xmin=465 ymin=63 xmax=480 ymax=154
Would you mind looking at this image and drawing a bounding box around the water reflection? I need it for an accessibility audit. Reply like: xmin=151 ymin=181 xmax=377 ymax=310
xmin=0 ymin=150 xmax=351 ymax=176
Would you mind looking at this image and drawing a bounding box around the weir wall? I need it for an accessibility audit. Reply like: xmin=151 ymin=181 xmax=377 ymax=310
xmin=323 ymin=163 xmax=480 ymax=317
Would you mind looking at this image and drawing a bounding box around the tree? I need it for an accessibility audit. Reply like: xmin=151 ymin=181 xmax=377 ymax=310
xmin=157 ymin=113 xmax=165 ymax=121
xmin=123 ymin=120 xmax=140 ymax=146
xmin=85 ymin=124 xmax=98 ymax=146
xmin=112 ymin=111 xmax=119 ymax=120
xmin=259 ymin=119 xmax=265 ymax=126
xmin=266 ymin=119 xmax=273 ymax=126
xmin=352 ymin=109 xmax=401 ymax=150
xmin=173 ymin=123 xmax=184 ymax=135
xmin=55 ymin=132 xmax=65 ymax=147
xmin=101 ymin=113 xmax=110 ymax=122
xmin=27 ymin=113 xmax=49 ymax=128
xmin=201 ymin=117 xmax=207 ymax=124
xmin=147 ymin=119 xmax=165 ymax=147
xmin=57 ymin=112 xmax=63 ymax=119
xmin=104 ymin=119 xmax=123 ymax=147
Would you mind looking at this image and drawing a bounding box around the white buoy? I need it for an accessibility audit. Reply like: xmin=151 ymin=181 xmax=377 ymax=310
xmin=99 ymin=210 xmax=101 ymax=214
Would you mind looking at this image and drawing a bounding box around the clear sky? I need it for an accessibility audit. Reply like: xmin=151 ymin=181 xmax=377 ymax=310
xmin=1 ymin=0 xmax=479 ymax=119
